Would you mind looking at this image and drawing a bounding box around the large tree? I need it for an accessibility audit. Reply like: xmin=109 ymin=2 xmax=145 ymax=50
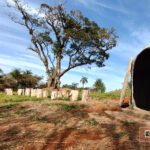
xmin=7 ymin=0 xmax=117 ymax=89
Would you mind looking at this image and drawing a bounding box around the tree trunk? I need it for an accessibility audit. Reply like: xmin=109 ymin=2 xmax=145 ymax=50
xmin=47 ymin=73 xmax=61 ymax=89
xmin=47 ymin=77 xmax=51 ymax=88
xmin=47 ymin=76 xmax=54 ymax=88
xmin=47 ymin=48 xmax=62 ymax=89
xmin=54 ymin=55 xmax=61 ymax=89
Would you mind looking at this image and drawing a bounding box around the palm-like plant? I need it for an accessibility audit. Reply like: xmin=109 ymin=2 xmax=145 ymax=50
xmin=94 ymin=78 xmax=106 ymax=93
xmin=80 ymin=76 xmax=88 ymax=88
xmin=10 ymin=69 xmax=21 ymax=79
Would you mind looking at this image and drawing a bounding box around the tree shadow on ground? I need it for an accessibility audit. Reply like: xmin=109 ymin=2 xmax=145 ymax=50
xmin=0 ymin=126 xmax=21 ymax=150
xmin=101 ymin=121 xmax=144 ymax=150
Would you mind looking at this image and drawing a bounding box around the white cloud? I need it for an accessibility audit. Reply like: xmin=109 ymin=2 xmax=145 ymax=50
xmin=131 ymin=28 xmax=150 ymax=46
xmin=0 ymin=54 xmax=44 ymax=71
xmin=77 ymin=0 xmax=128 ymax=14
xmin=4 ymin=0 xmax=43 ymax=16
xmin=0 ymin=32 xmax=29 ymax=44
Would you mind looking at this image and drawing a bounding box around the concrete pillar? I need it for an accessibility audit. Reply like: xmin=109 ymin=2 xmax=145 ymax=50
xmin=17 ymin=89 xmax=25 ymax=96
xmin=36 ymin=89 xmax=43 ymax=98
xmin=61 ymin=89 xmax=70 ymax=98
xmin=82 ymin=90 xmax=90 ymax=102
xmin=43 ymin=89 xmax=49 ymax=98
xmin=57 ymin=91 xmax=63 ymax=99
xmin=25 ymin=88 xmax=31 ymax=96
xmin=70 ymin=90 xmax=79 ymax=101
xmin=31 ymin=89 xmax=37 ymax=97
xmin=5 ymin=88 xmax=13 ymax=96
xmin=51 ymin=91 xmax=58 ymax=100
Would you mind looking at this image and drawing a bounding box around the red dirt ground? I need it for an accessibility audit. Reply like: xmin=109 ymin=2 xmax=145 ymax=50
xmin=0 ymin=99 xmax=149 ymax=150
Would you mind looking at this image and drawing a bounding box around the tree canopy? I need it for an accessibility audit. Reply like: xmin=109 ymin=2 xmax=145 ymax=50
xmin=0 ymin=69 xmax=42 ymax=91
xmin=93 ymin=78 xmax=106 ymax=93
xmin=7 ymin=0 xmax=117 ymax=89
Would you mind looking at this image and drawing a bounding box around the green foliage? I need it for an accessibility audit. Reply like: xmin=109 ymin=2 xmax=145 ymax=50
xmin=10 ymin=69 xmax=21 ymax=79
xmin=80 ymin=76 xmax=88 ymax=88
xmin=71 ymin=83 xmax=78 ymax=89
xmin=9 ymin=1 xmax=117 ymax=89
xmin=62 ymin=83 xmax=78 ymax=90
xmin=0 ymin=75 xmax=17 ymax=91
xmin=0 ymin=69 xmax=42 ymax=90
xmin=93 ymin=79 xmax=106 ymax=93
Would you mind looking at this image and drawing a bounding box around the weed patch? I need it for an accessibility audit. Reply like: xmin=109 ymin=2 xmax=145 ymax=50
xmin=15 ymin=109 xmax=34 ymax=115
xmin=0 ymin=103 xmax=18 ymax=109
xmin=84 ymin=118 xmax=99 ymax=126
xmin=55 ymin=103 xmax=82 ymax=112
xmin=121 ymin=120 xmax=136 ymax=126
xmin=113 ymin=131 xmax=129 ymax=139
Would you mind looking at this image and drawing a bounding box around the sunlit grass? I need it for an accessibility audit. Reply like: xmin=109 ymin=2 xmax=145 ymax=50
xmin=0 ymin=92 xmax=42 ymax=104
xmin=90 ymin=89 xmax=131 ymax=100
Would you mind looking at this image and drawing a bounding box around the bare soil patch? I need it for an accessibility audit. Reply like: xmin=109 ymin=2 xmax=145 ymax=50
xmin=0 ymin=99 xmax=149 ymax=150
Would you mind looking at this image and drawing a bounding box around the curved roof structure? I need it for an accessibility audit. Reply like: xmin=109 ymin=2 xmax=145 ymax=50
xmin=133 ymin=47 xmax=150 ymax=110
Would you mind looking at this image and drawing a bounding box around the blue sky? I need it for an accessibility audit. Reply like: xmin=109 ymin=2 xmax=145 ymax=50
xmin=0 ymin=0 xmax=150 ymax=91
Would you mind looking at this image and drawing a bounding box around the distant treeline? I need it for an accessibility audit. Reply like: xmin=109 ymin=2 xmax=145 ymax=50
xmin=0 ymin=68 xmax=46 ymax=91
xmin=0 ymin=68 xmax=106 ymax=93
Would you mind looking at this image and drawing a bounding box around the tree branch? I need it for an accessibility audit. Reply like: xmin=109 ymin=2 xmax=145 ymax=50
xmin=60 ymin=62 xmax=88 ymax=78
xmin=43 ymin=42 xmax=55 ymax=69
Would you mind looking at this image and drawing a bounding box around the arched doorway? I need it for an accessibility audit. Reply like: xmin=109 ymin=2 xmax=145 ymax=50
xmin=133 ymin=48 xmax=150 ymax=110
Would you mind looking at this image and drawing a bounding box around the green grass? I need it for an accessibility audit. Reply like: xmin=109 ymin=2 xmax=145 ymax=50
xmin=57 ymin=103 xmax=81 ymax=112
xmin=0 ymin=92 xmax=42 ymax=104
xmin=56 ymin=97 xmax=70 ymax=101
xmin=90 ymin=89 xmax=131 ymax=100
